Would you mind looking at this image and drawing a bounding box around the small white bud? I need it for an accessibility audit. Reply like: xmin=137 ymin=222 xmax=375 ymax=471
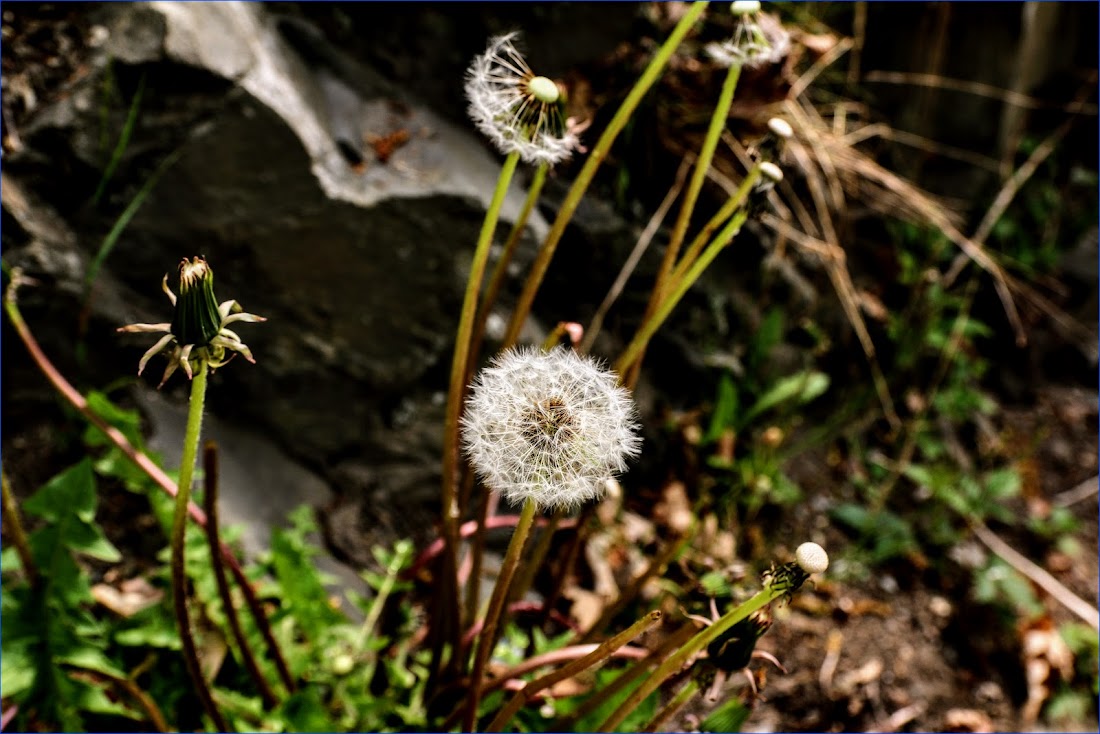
xmin=759 ymin=161 xmax=784 ymax=183
xmin=731 ymin=1 xmax=762 ymax=15
xmin=795 ymin=542 xmax=829 ymax=575
xmin=767 ymin=117 xmax=793 ymax=139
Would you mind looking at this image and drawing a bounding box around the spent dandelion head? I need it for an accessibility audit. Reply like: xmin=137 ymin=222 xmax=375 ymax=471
xmin=465 ymin=32 xmax=583 ymax=166
xmin=117 ymin=256 xmax=265 ymax=387
xmin=461 ymin=346 xmax=641 ymax=511
xmin=707 ymin=3 xmax=790 ymax=69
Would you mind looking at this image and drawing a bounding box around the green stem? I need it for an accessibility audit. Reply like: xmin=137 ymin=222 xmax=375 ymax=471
xmin=507 ymin=507 xmax=564 ymax=608
xmin=615 ymin=209 xmax=749 ymax=376
xmin=440 ymin=149 xmax=522 ymax=675
xmin=475 ymin=163 xmax=550 ymax=352
xmin=464 ymin=497 xmax=538 ymax=732
xmin=596 ymin=585 xmax=782 ymax=732
xmin=671 ymin=164 xmax=760 ymax=288
xmin=643 ymin=677 xmax=699 ymax=733
xmin=4 ymin=273 xmax=294 ymax=693
xmin=652 ymin=61 xmax=743 ymax=303
xmin=170 ymin=362 xmax=231 ymax=732
xmin=486 ymin=610 xmax=663 ymax=733
xmin=501 ymin=1 xmax=710 ymax=348
xmin=556 ymin=623 xmax=696 ymax=731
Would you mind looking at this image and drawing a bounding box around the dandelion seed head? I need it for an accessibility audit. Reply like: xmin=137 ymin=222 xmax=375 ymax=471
xmin=465 ymin=33 xmax=582 ymax=166
xmin=461 ymin=346 xmax=641 ymax=511
xmin=707 ymin=8 xmax=790 ymax=69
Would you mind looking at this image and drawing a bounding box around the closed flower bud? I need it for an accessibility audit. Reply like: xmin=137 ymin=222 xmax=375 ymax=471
xmin=118 ymin=256 xmax=265 ymax=387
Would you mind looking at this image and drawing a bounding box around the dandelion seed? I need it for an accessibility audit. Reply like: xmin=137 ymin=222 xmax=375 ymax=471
xmin=461 ymin=346 xmax=641 ymax=511
xmin=465 ymin=32 xmax=583 ymax=166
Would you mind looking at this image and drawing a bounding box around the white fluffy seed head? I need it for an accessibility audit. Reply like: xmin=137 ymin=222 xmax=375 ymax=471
xmin=795 ymin=542 xmax=829 ymax=575
xmin=464 ymin=33 xmax=581 ymax=166
xmin=461 ymin=347 xmax=642 ymax=511
xmin=706 ymin=11 xmax=790 ymax=70
xmin=731 ymin=1 xmax=762 ymax=15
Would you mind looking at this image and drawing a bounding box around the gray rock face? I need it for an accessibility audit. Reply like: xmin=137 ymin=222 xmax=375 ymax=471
xmin=3 ymin=2 xmax=571 ymax=561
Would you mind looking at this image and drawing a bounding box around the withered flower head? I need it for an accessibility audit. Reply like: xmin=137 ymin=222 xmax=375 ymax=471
xmin=118 ymin=256 xmax=265 ymax=387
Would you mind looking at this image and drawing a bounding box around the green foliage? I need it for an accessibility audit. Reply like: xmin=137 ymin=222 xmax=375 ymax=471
xmin=1 ymin=460 xmax=135 ymax=731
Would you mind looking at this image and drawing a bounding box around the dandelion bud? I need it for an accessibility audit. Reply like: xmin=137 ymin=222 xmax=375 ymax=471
xmin=795 ymin=542 xmax=829 ymax=575
xmin=767 ymin=117 xmax=793 ymax=139
xmin=759 ymin=161 xmax=784 ymax=183
xmin=461 ymin=347 xmax=641 ymax=511
xmin=465 ymin=33 xmax=583 ymax=166
xmin=118 ymin=256 xmax=265 ymax=386
xmin=731 ymin=1 xmax=762 ymax=15
xmin=171 ymin=257 xmax=222 ymax=348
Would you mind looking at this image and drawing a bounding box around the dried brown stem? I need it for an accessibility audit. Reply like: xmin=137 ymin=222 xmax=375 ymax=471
xmin=202 ymin=443 xmax=280 ymax=709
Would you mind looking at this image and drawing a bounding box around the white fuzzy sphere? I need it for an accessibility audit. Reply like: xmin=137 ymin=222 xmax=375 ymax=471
xmin=795 ymin=542 xmax=829 ymax=575
xmin=461 ymin=347 xmax=642 ymax=511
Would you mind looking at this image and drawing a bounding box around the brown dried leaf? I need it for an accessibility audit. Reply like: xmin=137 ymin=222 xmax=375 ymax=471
xmin=91 ymin=577 xmax=164 ymax=618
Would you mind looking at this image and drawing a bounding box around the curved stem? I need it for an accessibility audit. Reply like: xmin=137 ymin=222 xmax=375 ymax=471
xmin=3 ymin=276 xmax=295 ymax=692
xmin=170 ymin=362 xmax=231 ymax=731
xmin=596 ymin=584 xmax=781 ymax=732
xmin=440 ymin=150 xmax=522 ymax=675
xmin=501 ymin=1 xmax=710 ymax=348
xmin=615 ymin=209 xmax=749 ymax=377
xmin=202 ymin=443 xmax=280 ymax=709
xmin=652 ymin=61 xmax=744 ymax=303
xmin=644 ymin=677 xmax=699 ymax=733
xmin=464 ymin=497 xmax=537 ymax=732
xmin=486 ymin=611 xmax=662 ymax=733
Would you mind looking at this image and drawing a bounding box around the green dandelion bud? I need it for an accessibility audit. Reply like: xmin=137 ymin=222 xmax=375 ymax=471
xmin=171 ymin=257 xmax=222 ymax=348
xmin=118 ymin=256 xmax=266 ymax=387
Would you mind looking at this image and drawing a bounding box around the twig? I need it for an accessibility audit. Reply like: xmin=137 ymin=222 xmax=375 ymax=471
xmin=864 ymin=70 xmax=1099 ymax=114
xmin=971 ymin=521 xmax=1099 ymax=630
xmin=1052 ymin=475 xmax=1099 ymax=508
xmin=69 ymin=665 xmax=170 ymax=733
xmin=482 ymin=642 xmax=650 ymax=697
xmin=790 ymin=37 xmax=854 ymax=101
